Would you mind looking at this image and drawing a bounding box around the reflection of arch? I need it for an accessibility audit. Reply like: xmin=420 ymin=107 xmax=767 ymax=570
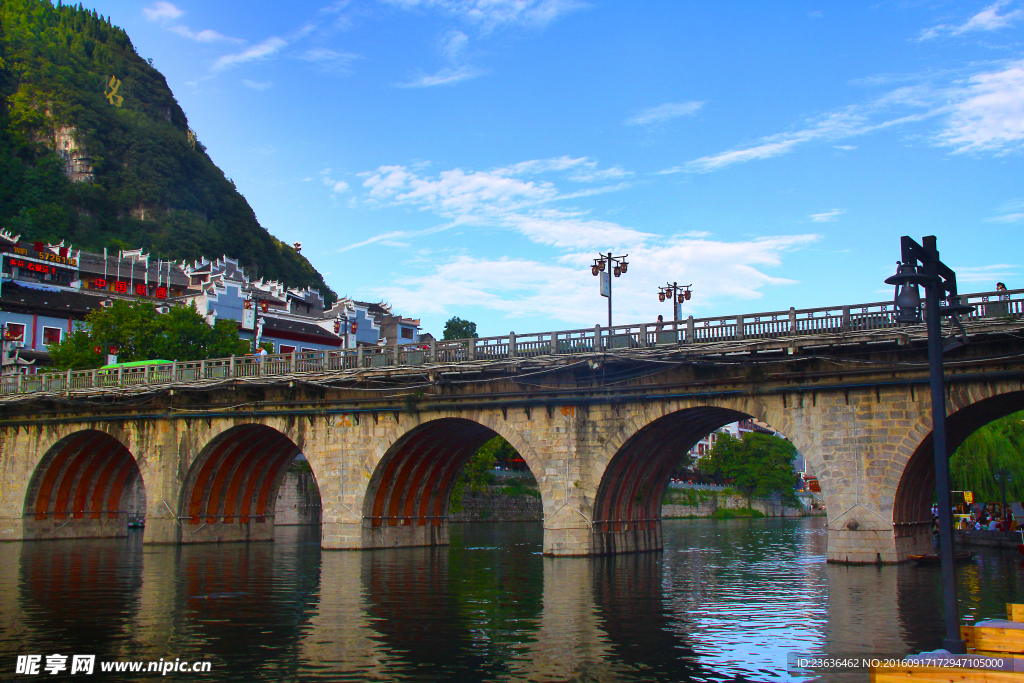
xmin=23 ymin=430 xmax=142 ymax=538
xmin=593 ymin=407 xmax=754 ymax=554
xmin=894 ymin=391 xmax=1024 ymax=529
xmin=181 ymin=424 xmax=305 ymax=541
xmin=362 ymin=417 xmax=534 ymax=547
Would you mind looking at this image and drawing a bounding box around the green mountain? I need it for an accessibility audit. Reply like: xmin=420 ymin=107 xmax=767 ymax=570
xmin=0 ymin=0 xmax=335 ymax=301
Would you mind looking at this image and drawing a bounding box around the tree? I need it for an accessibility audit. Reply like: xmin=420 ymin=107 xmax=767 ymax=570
xmin=702 ymin=432 xmax=800 ymax=508
xmin=443 ymin=317 xmax=478 ymax=340
xmin=950 ymin=411 xmax=1024 ymax=503
xmin=48 ymin=299 xmax=250 ymax=370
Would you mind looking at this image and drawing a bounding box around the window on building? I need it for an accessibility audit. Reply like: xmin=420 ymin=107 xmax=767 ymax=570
xmin=4 ymin=323 xmax=25 ymax=342
xmin=400 ymin=327 xmax=414 ymax=339
xmin=279 ymin=345 xmax=296 ymax=354
xmin=42 ymin=327 xmax=62 ymax=345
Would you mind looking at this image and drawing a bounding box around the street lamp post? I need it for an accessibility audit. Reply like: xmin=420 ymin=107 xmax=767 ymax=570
xmin=591 ymin=252 xmax=628 ymax=329
xmin=658 ymin=282 xmax=692 ymax=322
xmin=885 ymin=235 xmax=974 ymax=655
xmin=994 ymin=469 xmax=1011 ymax=529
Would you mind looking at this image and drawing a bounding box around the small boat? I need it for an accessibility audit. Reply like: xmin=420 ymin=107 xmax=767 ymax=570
xmin=909 ymin=551 xmax=975 ymax=565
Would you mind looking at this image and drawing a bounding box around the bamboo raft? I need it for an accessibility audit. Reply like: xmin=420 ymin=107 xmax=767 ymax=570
xmin=871 ymin=605 xmax=1024 ymax=682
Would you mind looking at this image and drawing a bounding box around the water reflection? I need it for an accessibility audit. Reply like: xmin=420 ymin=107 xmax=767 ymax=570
xmin=3 ymin=519 xmax=1024 ymax=682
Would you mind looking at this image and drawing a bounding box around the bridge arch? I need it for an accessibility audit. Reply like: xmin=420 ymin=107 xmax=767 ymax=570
xmin=360 ymin=414 xmax=541 ymax=549
xmin=893 ymin=389 xmax=1024 ymax=556
xmin=592 ymin=405 xmax=775 ymax=554
xmin=22 ymin=429 xmax=144 ymax=540
xmin=178 ymin=424 xmax=314 ymax=543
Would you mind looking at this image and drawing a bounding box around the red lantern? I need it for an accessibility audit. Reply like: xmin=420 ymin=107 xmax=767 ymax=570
xmin=260 ymin=302 xmax=269 ymax=313
xmin=244 ymin=300 xmax=252 ymax=309
xmin=108 ymin=346 xmax=119 ymax=355
xmin=684 ymin=290 xmax=691 ymax=300
xmin=677 ymin=294 xmax=684 ymax=303
xmin=333 ymin=321 xmax=341 ymax=334
xmin=94 ymin=345 xmax=102 ymax=354
xmin=658 ymin=292 xmax=665 ymax=302
xmin=351 ymin=322 xmax=358 ymax=333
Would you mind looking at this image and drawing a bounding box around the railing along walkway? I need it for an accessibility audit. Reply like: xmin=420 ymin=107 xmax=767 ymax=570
xmin=3 ymin=288 xmax=1022 ymax=397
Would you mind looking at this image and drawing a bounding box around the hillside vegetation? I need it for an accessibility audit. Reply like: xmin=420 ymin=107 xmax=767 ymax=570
xmin=0 ymin=0 xmax=334 ymax=300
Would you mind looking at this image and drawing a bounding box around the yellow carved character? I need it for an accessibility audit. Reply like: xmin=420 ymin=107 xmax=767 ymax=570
xmin=104 ymin=75 xmax=123 ymax=107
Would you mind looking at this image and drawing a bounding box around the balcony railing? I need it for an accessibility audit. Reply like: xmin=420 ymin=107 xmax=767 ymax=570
xmin=2 ymin=288 xmax=1021 ymax=397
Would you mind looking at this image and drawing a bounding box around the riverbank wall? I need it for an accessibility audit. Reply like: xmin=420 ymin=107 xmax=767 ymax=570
xmin=274 ymin=470 xmax=322 ymax=526
xmin=449 ymin=485 xmax=543 ymax=522
xmin=955 ymin=529 xmax=1021 ymax=550
xmin=662 ymin=488 xmax=810 ymax=518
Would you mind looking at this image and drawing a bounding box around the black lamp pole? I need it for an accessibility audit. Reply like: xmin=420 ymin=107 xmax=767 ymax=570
xmin=886 ymin=235 xmax=973 ymax=655
xmin=591 ymin=252 xmax=628 ymax=329
xmin=658 ymin=282 xmax=692 ymax=322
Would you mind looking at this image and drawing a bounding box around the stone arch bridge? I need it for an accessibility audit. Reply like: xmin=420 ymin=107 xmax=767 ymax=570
xmin=1 ymin=293 xmax=1022 ymax=563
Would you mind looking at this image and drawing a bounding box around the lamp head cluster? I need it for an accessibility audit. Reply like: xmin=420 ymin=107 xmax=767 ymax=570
xmin=591 ymin=254 xmax=628 ymax=277
xmin=658 ymin=283 xmax=692 ymax=304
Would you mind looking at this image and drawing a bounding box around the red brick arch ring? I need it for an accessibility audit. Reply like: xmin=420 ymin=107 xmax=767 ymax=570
xmin=23 ymin=429 xmax=141 ymax=523
xmin=180 ymin=424 xmax=306 ymax=525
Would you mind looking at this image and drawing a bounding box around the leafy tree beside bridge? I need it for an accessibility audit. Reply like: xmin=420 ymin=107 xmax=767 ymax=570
xmin=49 ymin=299 xmax=249 ymax=370
xmin=442 ymin=317 xmax=478 ymax=340
xmin=702 ymin=432 xmax=801 ymax=509
xmin=950 ymin=411 xmax=1024 ymax=504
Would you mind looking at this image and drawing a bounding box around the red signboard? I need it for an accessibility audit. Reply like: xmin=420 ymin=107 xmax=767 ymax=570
xmin=7 ymin=257 xmax=57 ymax=276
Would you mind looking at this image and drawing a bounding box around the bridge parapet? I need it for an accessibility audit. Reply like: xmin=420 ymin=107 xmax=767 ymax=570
xmin=2 ymin=289 xmax=1020 ymax=398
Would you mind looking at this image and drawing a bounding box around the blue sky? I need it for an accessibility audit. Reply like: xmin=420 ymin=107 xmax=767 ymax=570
xmin=87 ymin=0 xmax=1023 ymax=337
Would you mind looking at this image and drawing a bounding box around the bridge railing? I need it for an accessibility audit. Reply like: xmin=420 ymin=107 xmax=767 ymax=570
xmin=1 ymin=288 xmax=1021 ymax=396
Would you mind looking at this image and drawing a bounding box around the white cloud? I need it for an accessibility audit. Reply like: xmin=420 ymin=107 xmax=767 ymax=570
xmin=834 ymin=145 xmax=857 ymax=150
xmin=382 ymin=0 xmax=586 ymax=33
xmin=810 ymin=209 xmax=844 ymax=222
xmin=919 ymin=1 xmax=1023 ymax=40
xmin=143 ymin=1 xmax=183 ymax=21
xmin=213 ymin=37 xmax=288 ymax=71
xmin=322 ymin=174 xmax=350 ymax=193
xmin=356 ymin=158 xmax=635 ymax=247
xmin=989 ymin=212 xmax=1024 ymax=223
xmin=170 ymin=25 xmax=241 ymax=43
xmin=661 ymin=60 xmax=1024 ymax=173
xmin=397 ymin=65 xmax=485 ymax=87
xmin=371 ymin=234 xmax=820 ymax=325
xmin=625 ymin=101 xmax=704 ymax=126
xmin=937 ymin=59 xmax=1024 ymax=153
xmin=949 ymin=263 xmax=1020 ymax=283
xmin=346 ymin=156 xmax=818 ymax=325
xmin=301 ymin=48 xmax=361 ymax=74
xmin=441 ymin=29 xmax=470 ymax=61
xmin=242 ymin=79 xmax=273 ymax=91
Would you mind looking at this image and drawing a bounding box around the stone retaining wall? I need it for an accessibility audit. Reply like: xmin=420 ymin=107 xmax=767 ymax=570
xmin=663 ymin=490 xmax=808 ymax=519
xmin=274 ymin=470 xmax=322 ymax=526
xmin=448 ymin=485 xmax=543 ymax=522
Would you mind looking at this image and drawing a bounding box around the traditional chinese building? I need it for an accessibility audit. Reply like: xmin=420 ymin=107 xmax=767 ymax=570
xmin=0 ymin=234 xmax=425 ymax=371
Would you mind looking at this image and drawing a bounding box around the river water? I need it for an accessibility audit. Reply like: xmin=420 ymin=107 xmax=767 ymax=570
xmin=1 ymin=518 xmax=1022 ymax=682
